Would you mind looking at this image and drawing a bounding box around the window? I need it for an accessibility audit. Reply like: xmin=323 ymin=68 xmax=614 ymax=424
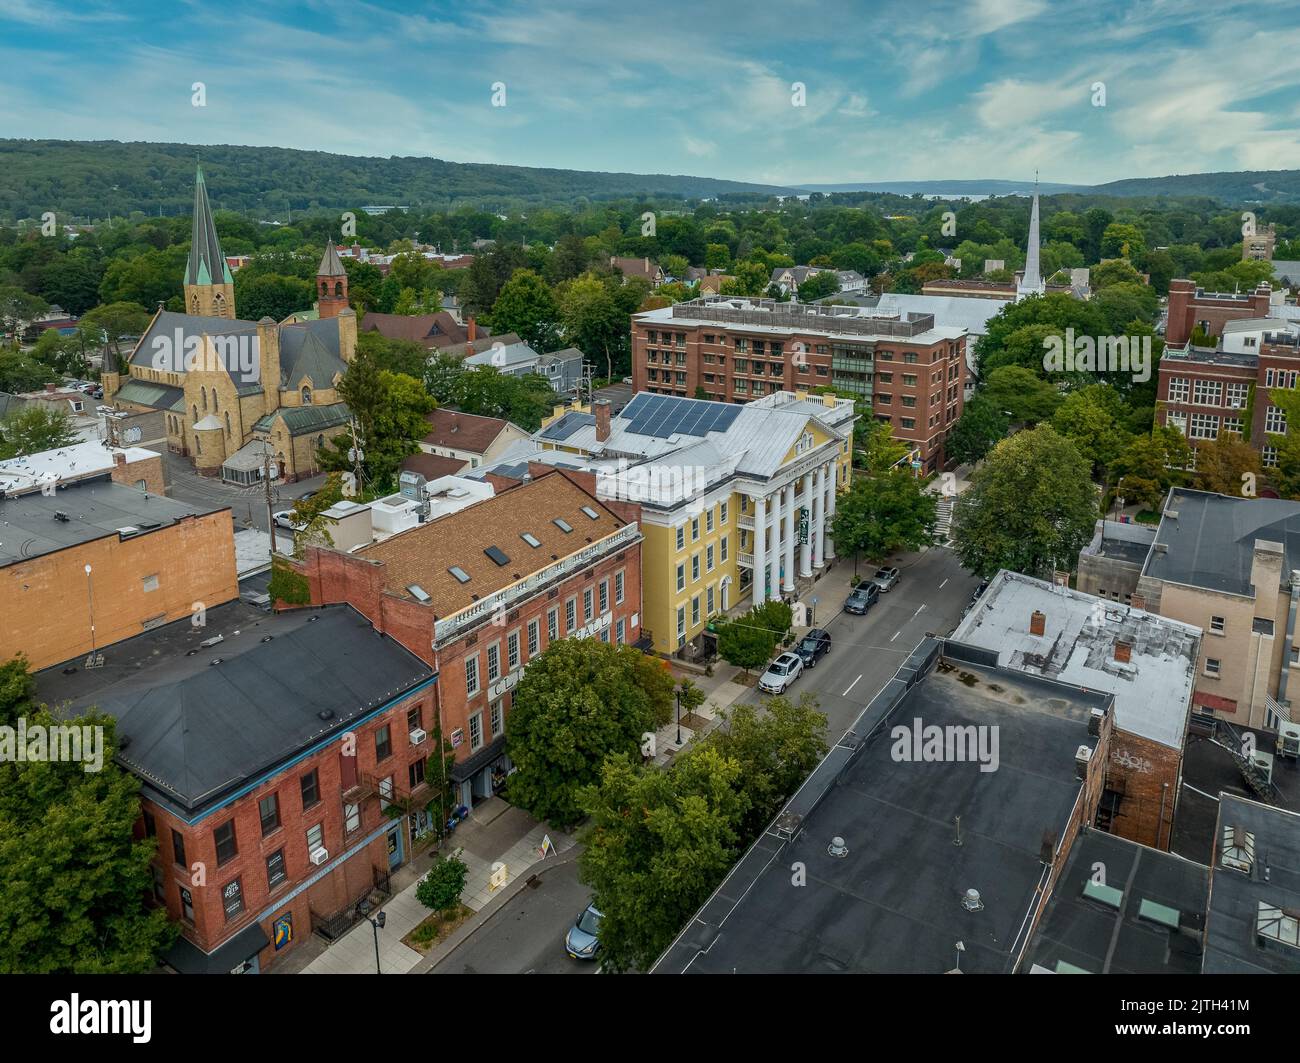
xmin=677 ymin=606 xmax=686 ymax=645
xmin=902 ymin=373 xmax=918 ymax=386
xmin=301 ymin=769 xmax=320 ymax=809
xmin=615 ymin=570 xmax=625 ymax=604
xmin=306 ymin=823 xmax=324 ymax=854
xmin=469 ymin=712 xmax=483 ymax=751
xmin=487 ymin=642 xmax=501 ymax=682
xmin=222 ymin=878 xmax=244 ymax=921
xmin=706 ymin=509 xmax=714 ymax=533
xmin=344 ymin=802 xmax=361 ymax=834
xmin=1264 ymin=444 xmax=1280 ymax=468
xmin=266 ymin=849 xmax=287 ymax=890
xmin=258 ymin=793 xmax=281 ymax=836
xmin=599 ymin=580 xmax=609 ymax=614
xmin=1193 ymin=379 xmax=1222 ymax=406
xmin=900 ymin=418 xmax=915 ymax=430
xmin=152 ymin=865 xmax=166 ymax=903
xmin=707 ymin=585 xmax=715 ymax=614
xmin=143 ymin=810 xmax=156 ymax=836
xmin=180 ymin=887 xmax=195 ymax=923
xmin=676 ymin=525 xmax=685 ymax=550
xmin=408 ymin=704 xmax=423 ymax=733
xmin=1167 ymin=377 xmax=1190 ymax=402
xmin=584 ymin=587 xmax=594 ymax=621
xmin=215 ymin=820 xmax=238 ymax=865
xmin=692 ymin=596 xmax=700 ymax=626
xmin=706 ymin=543 xmax=715 ymax=572
xmin=676 ymin=563 xmax=685 ymax=592
xmin=720 ymin=500 xmax=728 ymax=524
xmin=172 ymin=829 xmax=186 ymax=868
xmin=616 ymin=618 xmax=626 ymax=644
xmin=142 ymin=573 xmax=159 ymax=592
xmin=491 ymin=700 xmax=503 ymax=737
xmin=1226 ymin=382 xmax=1249 ymax=409
xmin=692 ymin=554 xmax=700 ymax=581
xmin=1189 ymin=412 xmax=1219 ymax=440
xmin=691 ymin=517 xmax=700 ymax=541
xmin=1267 ymin=406 xmax=1288 ymax=434
xmin=1211 ymin=615 xmax=1226 ymax=633
xmin=527 ymin=618 xmax=540 ymax=656
xmin=1166 ymin=411 xmax=1187 ymax=435
xmin=1205 ymin=657 xmax=1222 ymax=677
xmin=508 ymin=630 xmax=520 ymax=670
xmin=566 ymin=597 xmax=577 ymax=631
xmin=720 ymin=535 xmax=729 ymax=562
xmin=466 ymin=654 xmax=480 ymax=697
xmin=409 ymin=758 xmax=426 ymax=789
xmin=548 ymin=607 xmax=559 ymax=641
xmin=375 ymin=724 xmax=392 ymax=762
xmin=1223 ymin=417 xmax=1244 ymax=435
xmin=379 ymin=775 xmax=394 ymax=808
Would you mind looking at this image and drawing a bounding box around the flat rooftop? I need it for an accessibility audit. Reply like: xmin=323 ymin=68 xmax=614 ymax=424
xmin=0 ymin=477 xmax=226 ymax=568
xmin=951 ymin=570 xmax=1200 ymax=749
xmin=0 ymin=439 xmax=157 ymax=495
xmin=1204 ymin=795 xmax=1300 ymax=973
xmin=654 ymin=640 xmax=1113 ymax=974
xmin=1024 ymin=829 xmax=1209 ymax=974
xmin=36 ymin=601 xmax=432 ymax=819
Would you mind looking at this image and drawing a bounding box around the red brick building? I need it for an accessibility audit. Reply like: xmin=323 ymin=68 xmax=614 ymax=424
xmin=1165 ymin=279 xmax=1274 ymax=347
xmin=293 ymin=467 xmax=645 ymax=810
xmin=632 ymin=297 xmax=966 ymax=471
xmin=39 ymin=601 xmax=437 ymax=973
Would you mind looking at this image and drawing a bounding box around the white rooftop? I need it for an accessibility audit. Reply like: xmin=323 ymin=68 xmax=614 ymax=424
xmin=950 ymin=570 xmax=1201 ymax=750
xmin=0 ymin=440 xmax=156 ymax=495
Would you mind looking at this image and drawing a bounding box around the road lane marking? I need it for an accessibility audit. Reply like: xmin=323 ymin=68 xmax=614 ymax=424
xmin=939 ymin=578 xmax=948 ymax=589
xmin=843 ymin=674 xmax=862 ymax=697
xmin=890 ymin=631 xmax=900 ymax=642
xmin=913 ymin=604 xmax=926 ymax=618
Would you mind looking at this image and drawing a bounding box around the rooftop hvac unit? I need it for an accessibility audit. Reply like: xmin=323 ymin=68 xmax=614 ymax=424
xmin=1277 ymin=721 xmax=1300 ymax=759
xmin=310 ymin=847 xmax=329 ymax=866
xmin=409 ymin=728 xmax=428 ymax=746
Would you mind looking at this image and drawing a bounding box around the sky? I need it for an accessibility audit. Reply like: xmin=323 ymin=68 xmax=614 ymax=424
xmin=4 ymin=0 xmax=1300 ymax=188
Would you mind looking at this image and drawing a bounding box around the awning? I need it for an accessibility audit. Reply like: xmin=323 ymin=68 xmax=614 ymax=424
xmin=163 ymin=921 xmax=270 ymax=974
xmin=451 ymin=735 xmax=507 ymax=782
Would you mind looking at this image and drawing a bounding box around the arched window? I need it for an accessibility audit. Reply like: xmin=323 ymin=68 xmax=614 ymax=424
xmin=334 ymin=281 xmax=343 ymax=297
xmin=301 ymin=386 xmax=312 ymax=405
xmin=195 ymin=434 xmax=201 ymax=455
xmin=201 ymin=387 xmax=207 ymax=412
xmin=192 ymin=404 xmax=198 ymax=421
xmin=212 ymin=391 xmax=218 ymax=412
xmin=190 ymin=294 xmax=200 ymax=314
xmin=213 ymin=291 xmax=226 ymax=315
xmin=225 ymin=411 xmax=232 ymax=437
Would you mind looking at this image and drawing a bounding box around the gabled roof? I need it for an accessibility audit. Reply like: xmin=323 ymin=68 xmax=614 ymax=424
xmin=114 ymin=377 xmax=185 ymax=413
xmin=185 ymin=165 xmax=233 ymax=287
xmin=360 ymin=311 xmax=471 ymax=349
xmin=318 ymin=238 xmax=347 ymax=278
xmin=421 ymin=408 xmax=515 ymax=453
xmin=282 ymin=328 xmax=345 ymax=390
xmin=253 ymin=402 xmax=350 ymax=437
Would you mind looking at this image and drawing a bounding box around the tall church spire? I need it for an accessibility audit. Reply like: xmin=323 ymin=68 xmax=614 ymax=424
xmin=184 ymin=164 xmax=236 ymax=317
xmin=316 ymin=238 xmax=349 ymax=319
xmin=1017 ymin=175 xmax=1044 ymax=299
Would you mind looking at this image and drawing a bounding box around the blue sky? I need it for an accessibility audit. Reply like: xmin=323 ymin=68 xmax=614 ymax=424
xmin=4 ymin=0 xmax=1300 ymax=187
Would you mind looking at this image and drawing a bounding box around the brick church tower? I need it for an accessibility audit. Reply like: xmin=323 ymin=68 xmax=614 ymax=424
xmin=316 ymin=239 xmax=349 ymax=319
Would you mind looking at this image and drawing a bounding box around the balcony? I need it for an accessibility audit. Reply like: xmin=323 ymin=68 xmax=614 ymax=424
xmin=738 ymin=552 xmax=754 ymax=569
xmin=738 ymin=514 xmax=754 ymax=531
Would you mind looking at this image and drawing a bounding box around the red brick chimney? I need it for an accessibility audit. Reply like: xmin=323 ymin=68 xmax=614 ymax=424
xmin=467 ymin=317 xmax=477 ymax=342
xmin=44 ymin=382 xmax=56 ymax=393
xmin=113 ymin=451 xmax=126 ymax=468
xmin=1114 ymin=640 xmax=1132 ymax=664
xmin=1166 ymin=279 xmax=1195 ymax=347
xmin=595 ymin=399 xmax=611 ymax=442
xmin=1030 ymin=610 xmax=1046 ymax=636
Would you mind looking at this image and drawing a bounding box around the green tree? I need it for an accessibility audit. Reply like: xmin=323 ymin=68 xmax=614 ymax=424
xmin=557 ymin=272 xmax=626 ymax=380
xmin=1269 ymin=386 xmax=1300 ymax=499
xmin=505 ymin=638 xmax=674 ymax=827
xmin=796 ymin=271 xmax=839 ymax=302
xmin=1051 ymin=384 xmax=1131 ymax=478
xmin=946 ymin=396 xmax=1010 ymax=466
xmin=1192 ymin=432 xmax=1260 ymax=496
xmin=0 ymin=405 xmax=79 ymax=459
xmin=1108 ymin=426 xmax=1192 ymax=511
xmin=715 ymin=611 xmax=779 ymax=676
xmin=0 ymin=349 xmax=57 ymax=392
xmin=853 ymin=417 xmax=909 ymax=473
xmin=830 ymin=470 xmax=937 ymax=565
xmin=79 ymin=302 xmax=150 ymax=366
xmin=233 ymin=272 xmax=313 ymax=321
xmin=952 ymin=425 xmax=1099 ymax=580
xmin=415 ymin=856 xmax=468 ymax=912
xmin=980 ymin=365 xmax=1062 ymax=424
xmin=489 ymin=269 xmax=559 ymax=351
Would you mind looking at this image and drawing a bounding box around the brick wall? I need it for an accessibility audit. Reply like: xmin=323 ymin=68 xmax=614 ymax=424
xmin=1105 ymin=731 xmax=1182 ymax=850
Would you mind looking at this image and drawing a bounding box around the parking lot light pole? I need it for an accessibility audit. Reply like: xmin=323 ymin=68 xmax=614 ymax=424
xmin=357 ymin=900 xmax=385 ymax=974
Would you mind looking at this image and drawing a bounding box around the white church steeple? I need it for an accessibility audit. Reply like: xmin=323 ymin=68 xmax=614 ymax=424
xmin=1017 ymin=174 xmax=1045 ymax=300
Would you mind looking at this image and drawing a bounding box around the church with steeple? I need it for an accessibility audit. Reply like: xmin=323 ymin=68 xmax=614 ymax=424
xmin=104 ymin=166 xmax=358 ymax=482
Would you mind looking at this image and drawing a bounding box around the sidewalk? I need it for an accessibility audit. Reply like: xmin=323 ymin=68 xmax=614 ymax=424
xmin=299 ymin=798 xmax=575 ymax=975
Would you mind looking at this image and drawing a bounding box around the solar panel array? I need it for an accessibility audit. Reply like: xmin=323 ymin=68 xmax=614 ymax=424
xmin=539 ymin=411 xmax=594 ymax=441
xmin=620 ymin=393 xmax=742 ymax=439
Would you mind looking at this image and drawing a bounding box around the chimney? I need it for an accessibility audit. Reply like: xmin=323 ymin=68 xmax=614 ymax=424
xmin=1130 ymin=593 xmax=1146 ymax=611
xmin=113 ymin=452 xmax=126 ymax=468
xmin=1029 ymin=610 xmax=1046 ymax=636
xmin=1114 ymin=640 xmax=1132 ymax=664
xmin=467 ymin=317 xmax=477 ymax=342
xmin=44 ymin=382 xmax=56 ymax=393
xmin=595 ymin=399 xmax=611 ymax=442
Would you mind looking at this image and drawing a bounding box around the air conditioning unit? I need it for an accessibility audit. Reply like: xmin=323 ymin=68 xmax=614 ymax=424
xmin=409 ymin=728 xmax=428 ymax=746
xmin=310 ymin=847 xmax=329 ymax=866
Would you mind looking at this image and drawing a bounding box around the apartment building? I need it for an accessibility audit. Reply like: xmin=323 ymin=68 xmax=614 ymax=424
xmin=472 ymin=390 xmax=856 ymax=657
xmin=287 ymin=468 xmax=644 ymax=810
xmin=36 ymin=601 xmax=436 ymax=973
xmin=631 ymin=296 xmax=964 ymax=471
xmin=1164 ymin=278 xmax=1277 ymax=347
xmin=1133 ymin=489 xmax=1300 ymax=730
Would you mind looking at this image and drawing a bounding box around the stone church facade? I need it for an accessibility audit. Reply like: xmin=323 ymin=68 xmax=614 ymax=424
xmin=103 ymin=166 xmax=355 ymax=482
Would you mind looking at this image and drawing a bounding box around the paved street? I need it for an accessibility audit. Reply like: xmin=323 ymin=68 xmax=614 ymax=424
xmin=161 ymin=451 xmax=325 ymax=542
xmin=429 ymin=856 xmax=598 ymax=975
xmin=734 ymin=546 xmax=981 ymax=739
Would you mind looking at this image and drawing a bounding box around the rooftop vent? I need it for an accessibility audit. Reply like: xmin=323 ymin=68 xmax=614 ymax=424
xmin=53 ymin=511 xmax=69 ymax=522
xmin=1083 ymin=878 xmax=1123 ymax=909
xmin=827 ymin=836 xmax=849 ymax=858
xmin=961 ymin=888 xmax=984 ymax=912
xmin=449 ymin=566 xmax=471 ymax=584
xmin=484 ymin=546 xmax=510 ymax=566
xmin=317 ymin=710 xmax=334 ymax=721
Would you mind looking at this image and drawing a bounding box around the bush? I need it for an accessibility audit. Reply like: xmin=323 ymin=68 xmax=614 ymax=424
xmin=415 ymin=856 xmax=468 ymax=912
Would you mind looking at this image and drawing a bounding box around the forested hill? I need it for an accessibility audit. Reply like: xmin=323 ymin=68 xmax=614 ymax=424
xmin=1089 ymin=169 xmax=1300 ymax=203
xmin=0 ymin=140 xmax=796 ymax=221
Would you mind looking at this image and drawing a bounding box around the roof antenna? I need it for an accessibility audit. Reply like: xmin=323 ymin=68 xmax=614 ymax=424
xmin=953 ymin=815 xmax=963 ymax=847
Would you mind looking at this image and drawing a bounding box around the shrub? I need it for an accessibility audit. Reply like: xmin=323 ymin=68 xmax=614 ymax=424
xmin=415 ymin=856 xmax=468 ymax=912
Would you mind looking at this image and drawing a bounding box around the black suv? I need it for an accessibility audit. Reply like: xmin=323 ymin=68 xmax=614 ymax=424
xmin=844 ymin=582 xmax=880 ymax=615
xmin=795 ymin=628 xmax=832 ymax=667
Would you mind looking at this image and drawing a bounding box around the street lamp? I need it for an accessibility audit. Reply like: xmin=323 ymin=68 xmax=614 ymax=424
xmin=357 ymin=899 xmax=386 ymax=974
xmin=675 ymin=687 xmax=683 ymax=747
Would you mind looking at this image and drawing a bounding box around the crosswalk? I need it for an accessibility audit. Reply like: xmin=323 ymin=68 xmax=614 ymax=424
xmin=933 ymin=497 xmax=955 ymax=543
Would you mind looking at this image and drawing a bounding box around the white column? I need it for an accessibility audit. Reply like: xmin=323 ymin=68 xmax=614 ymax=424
xmin=824 ymin=462 xmax=837 ymax=560
xmin=753 ymin=493 xmax=767 ymax=606
xmin=812 ymin=466 xmax=825 ymax=570
xmin=782 ymin=481 xmax=796 ymax=592
xmin=799 ymin=475 xmax=812 ymax=578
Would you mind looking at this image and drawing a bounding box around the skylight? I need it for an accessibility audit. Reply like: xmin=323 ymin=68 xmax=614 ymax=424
xmin=1257 ymin=901 xmax=1300 ymax=950
xmin=484 ymin=546 xmax=510 ymax=566
xmin=1221 ymin=825 xmax=1255 ymax=874
xmin=407 ymin=584 xmax=431 ymax=603
xmin=448 ymin=566 xmax=471 ymax=584
xmin=1082 ymin=879 xmax=1123 ymax=909
xmin=554 ymin=518 xmax=573 ymax=533
xmin=580 ymin=505 xmax=600 ymax=520
xmin=521 ymin=533 xmax=541 ymax=548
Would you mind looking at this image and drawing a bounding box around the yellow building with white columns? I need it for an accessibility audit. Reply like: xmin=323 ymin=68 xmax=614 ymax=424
xmin=498 ymin=390 xmax=856 ymax=656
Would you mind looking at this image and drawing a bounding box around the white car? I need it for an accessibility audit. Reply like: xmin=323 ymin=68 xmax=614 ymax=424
xmin=758 ymin=652 xmax=803 ymax=695
xmin=272 ymin=510 xmax=305 ymax=532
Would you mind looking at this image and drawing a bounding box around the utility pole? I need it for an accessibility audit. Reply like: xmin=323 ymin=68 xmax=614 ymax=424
xmin=263 ymin=446 xmax=278 ymax=556
xmin=348 ymin=416 xmax=365 ymax=493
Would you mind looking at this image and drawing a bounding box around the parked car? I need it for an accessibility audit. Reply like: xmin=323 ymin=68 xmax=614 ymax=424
xmin=844 ymin=582 xmax=880 ymax=615
xmin=297 ymin=489 xmax=318 ymax=501
xmin=795 ymin=628 xmax=832 ymax=668
xmin=565 ymin=903 xmax=603 ymax=961
xmin=272 ymin=510 xmax=305 ymax=532
xmin=871 ymin=566 xmax=900 ymax=592
xmin=91 ymin=387 xmax=103 ymax=399
xmin=758 ymin=651 xmax=804 ymax=694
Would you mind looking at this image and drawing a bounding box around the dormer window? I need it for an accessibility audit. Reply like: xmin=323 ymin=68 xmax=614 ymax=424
xmin=302 ymin=386 xmax=312 ymax=405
